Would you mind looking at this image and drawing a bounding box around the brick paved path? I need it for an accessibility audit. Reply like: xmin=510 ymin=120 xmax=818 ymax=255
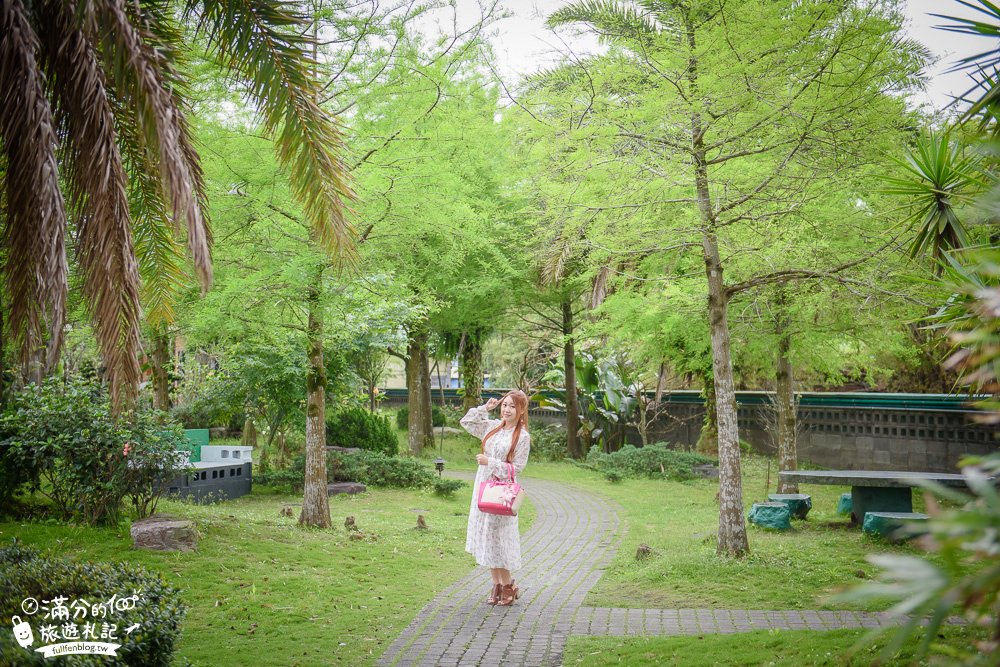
xmin=377 ymin=474 xmax=943 ymax=667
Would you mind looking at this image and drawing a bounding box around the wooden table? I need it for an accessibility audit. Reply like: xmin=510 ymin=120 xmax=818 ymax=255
xmin=777 ymin=470 xmax=971 ymax=523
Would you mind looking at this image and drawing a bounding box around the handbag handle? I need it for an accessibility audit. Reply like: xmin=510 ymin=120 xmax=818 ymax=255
xmin=506 ymin=461 xmax=516 ymax=483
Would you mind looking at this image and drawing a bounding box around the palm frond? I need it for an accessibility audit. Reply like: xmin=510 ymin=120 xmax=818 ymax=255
xmin=34 ymin=0 xmax=143 ymax=409
xmin=0 ymin=0 xmax=69 ymax=375
xmin=131 ymin=167 xmax=192 ymax=328
xmin=932 ymin=1 xmax=1000 ymax=125
xmin=190 ymin=0 xmax=356 ymax=264
xmin=91 ymin=0 xmax=213 ymax=288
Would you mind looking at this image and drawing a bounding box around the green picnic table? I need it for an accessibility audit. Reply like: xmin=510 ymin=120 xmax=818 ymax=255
xmin=777 ymin=469 xmax=974 ymax=524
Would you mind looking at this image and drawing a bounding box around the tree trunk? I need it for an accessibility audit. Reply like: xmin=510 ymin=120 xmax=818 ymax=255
xmin=405 ymin=328 xmax=434 ymax=455
xmin=151 ymin=326 xmax=171 ymax=411
xmin=461 ymin=329 xmax=484 ymax=412
xmin=563 ymin=298 xmax=582 ymax=458
xmin=241 ymin=418 xmax=257 ymax=447
xmin=775 ymin=302 xmax=798 ymax=494
xmin=696 ymin=371 xmax=718 ymax=456
xmin=686 ymin=10 xmax=748 ymax=558
xmin=299 ymin=274 xmax=331 ymax=528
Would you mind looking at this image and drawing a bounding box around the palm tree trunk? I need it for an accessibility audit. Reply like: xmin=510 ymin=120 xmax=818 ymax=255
xmin=151 ymin=326 xmax=171 ymax=411
xmin=299 ymin=271 xmax=330 ymax=528
xmin=563 ymin=298 xmax=582 ymax=458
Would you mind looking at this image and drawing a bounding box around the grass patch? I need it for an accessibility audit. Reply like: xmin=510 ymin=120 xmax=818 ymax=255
xmin=2 ymin=486 xmax=487 ymax=667
xmin=520 ymin=456 xmax=939 ymax=611
xmin=562 ymin=625 xmax=985 ymax=666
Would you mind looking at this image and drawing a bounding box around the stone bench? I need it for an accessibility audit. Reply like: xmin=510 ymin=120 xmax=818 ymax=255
xmin=836 ymin=492 xmax=852 ymax=516
xmin=767 ymin=493 xmax=812 ymax=519
xmin=862 ymin=511 xmax=929 ymax=540
xmin=328 ymin=482 xmax=367 ymax=496
xmin=748 ymin=502 xmax=791 ymax=531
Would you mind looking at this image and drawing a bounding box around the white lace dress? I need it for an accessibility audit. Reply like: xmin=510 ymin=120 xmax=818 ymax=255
xmin=460 ymin=405 xmax=531 ymax=571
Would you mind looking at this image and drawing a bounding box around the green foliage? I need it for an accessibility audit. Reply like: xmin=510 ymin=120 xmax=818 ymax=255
xmin=0 ymin=379 xmax=189 ymax=524
xmin=530 ymin=424 xmax=569 ymax=462
xmin=838 ymin=453 xmax=1000 ymax=665
xmin=583 ymin=444 xmax=716 ymax=482
xmin=536 ymin=352 xmax=638 ymax=452
xmin=0 ymin=542 xmax=185 ymax=666
xmin=432 ymin=478 xmax=465 ymax=497
xmin=395 ymin=405 xmax=446 ymax=430
xmin=328 ymin=450 xmax=436 ymax=489
xmin=327 ymin=407 xmax=398 ymax=455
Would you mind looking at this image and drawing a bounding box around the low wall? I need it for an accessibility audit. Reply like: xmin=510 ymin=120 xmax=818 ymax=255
xmin=384 ymin=390 xmax=998 ymax=472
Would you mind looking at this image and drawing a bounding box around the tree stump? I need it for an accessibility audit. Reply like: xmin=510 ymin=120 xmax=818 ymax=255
xmin=635 ymin=544 xmax=654 ymax=560
xmin=415 ymin=515 xmax=428 ymax=530
xmin=345 ymin=516 xmax=358 ymax=531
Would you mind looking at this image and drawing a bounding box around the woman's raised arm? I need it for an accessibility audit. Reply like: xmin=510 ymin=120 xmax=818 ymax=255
xmin=460 ymin=404 xmax=497 ymax=440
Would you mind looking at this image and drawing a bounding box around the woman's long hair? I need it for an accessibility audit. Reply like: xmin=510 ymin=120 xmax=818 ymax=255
xmin=481 ymin=390 xmax=529 ymax=463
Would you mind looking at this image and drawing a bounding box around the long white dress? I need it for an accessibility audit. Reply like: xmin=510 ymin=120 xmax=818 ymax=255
xmin=460 ymin=405 xmax=531 ymax=571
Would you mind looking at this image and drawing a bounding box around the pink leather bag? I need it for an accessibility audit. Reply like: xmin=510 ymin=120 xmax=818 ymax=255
xmin=477 ymin=462 xmax=526 ymax=516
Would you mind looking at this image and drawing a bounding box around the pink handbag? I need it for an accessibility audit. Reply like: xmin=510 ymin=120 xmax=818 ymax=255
xmin=477 ymin=462 xmax=526 ymax=516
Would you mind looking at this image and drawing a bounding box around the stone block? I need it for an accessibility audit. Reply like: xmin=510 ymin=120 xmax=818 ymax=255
xmin=836 ymin=492 xmax=852 ymax=516
xmin=862 ymin=512 xmax=928 ymax=540
xmin=747 ymin=502 xmax=791 ymax=531
xmin=131 ymin=515 xmax=197 ymax=552
xmin=328 ymin=482 xmax=367 ymax=496
xmin=767 ymin=494 xmax=812 ymax=519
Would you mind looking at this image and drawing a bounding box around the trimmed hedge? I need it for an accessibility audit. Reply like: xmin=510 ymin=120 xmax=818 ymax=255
xmin=0 ymin=542 xmax=186 ymax=666
xmin=326 ymin=407 xmax=398 ymax=455
xmin=584 ymin=443 xmax=717 ymax=482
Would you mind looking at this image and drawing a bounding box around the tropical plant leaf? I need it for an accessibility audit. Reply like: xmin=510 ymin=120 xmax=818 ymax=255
xmin=0 ymin=0 xmax=69 ymax=375
xmin=190 ymin=0 xmax=356 ymax=264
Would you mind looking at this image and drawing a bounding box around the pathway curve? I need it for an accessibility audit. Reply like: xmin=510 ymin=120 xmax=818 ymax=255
xmin=377 ymin=474 xmax=946 ymax=667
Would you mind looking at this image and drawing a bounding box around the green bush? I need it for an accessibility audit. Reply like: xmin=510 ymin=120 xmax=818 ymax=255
xmin=583 ymin=443 xmax=716 ymax=482
xmin=395 ymin=405 xmax=446 ymax=430
xmin=0 ymin=542 xmax=185 ymax=666
xmin=530 ymin=424 xmax=568 ymax=462
xmin=327 ymin=407 xmax=397 ymax=455
xmin=0 ymin=378 xmax=190 ymax=524
xmin=432 ymin=478 xmax=466 ymax=497
xmin=328 ymin=450 xmax=434 ymax=488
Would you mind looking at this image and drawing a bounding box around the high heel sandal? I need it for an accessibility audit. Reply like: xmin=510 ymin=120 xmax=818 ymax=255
xmin=498 ymin=583 xmax=517 ymax=606
xmin=486 ymin=583 xmax=502 ymax=605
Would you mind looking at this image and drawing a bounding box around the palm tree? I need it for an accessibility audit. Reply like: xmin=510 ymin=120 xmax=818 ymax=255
xmin=0 ymin=0 xmax=354 ymax=409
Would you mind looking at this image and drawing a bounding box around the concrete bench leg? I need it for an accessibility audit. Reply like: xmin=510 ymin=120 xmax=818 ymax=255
xmin=851 ymin=486 xmax=912 ymax=524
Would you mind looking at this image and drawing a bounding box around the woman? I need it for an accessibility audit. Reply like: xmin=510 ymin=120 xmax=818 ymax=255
xmin=460 ymin=390 xmax=531 ymax=606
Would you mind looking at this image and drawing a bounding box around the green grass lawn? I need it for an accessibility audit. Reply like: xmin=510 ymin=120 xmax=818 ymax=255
xmin=2 ymin=487 xmax=481 ymax=667
xmin=2 ymin=424 xmax=970 ymax=666
xmin=562 ymin=626 xmax=984 ymax=666
xmin=504 ymin=454 xmax=940 ymax=612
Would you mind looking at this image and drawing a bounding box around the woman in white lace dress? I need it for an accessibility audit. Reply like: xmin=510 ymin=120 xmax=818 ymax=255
xmin=460 ymin=390 xmax=531 ymax=606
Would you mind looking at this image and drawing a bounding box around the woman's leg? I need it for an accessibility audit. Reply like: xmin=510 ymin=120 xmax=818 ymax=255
xmin=490 ymin=568 xmax=501 ymax=585
xmin=496 ymin=568 xmax=511 ymax=585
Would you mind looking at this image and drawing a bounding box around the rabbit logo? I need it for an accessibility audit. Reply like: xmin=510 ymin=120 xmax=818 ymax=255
xmin=11 ymin=615 xmax=34 ymax=648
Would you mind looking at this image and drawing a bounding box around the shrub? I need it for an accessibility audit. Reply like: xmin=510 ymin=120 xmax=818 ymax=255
xmin=0 ymin=542 xmax=186 ymax=666
xmin=432 ymin=478 xmax=466 ymax=497
xmin=0 ymin=378 xmax=189 ymax=524
xmin=583 ymin=443 xmax=716 ymax=482
xmin=395 ymin=405 xmax=446 ymax=430
xmin=530 ymin=424 xmax=568 ymax=462
xmin=327 ymin=407 xmax=397 ymax=455
xmin=328 ymin=450 xmax=434 ymax=488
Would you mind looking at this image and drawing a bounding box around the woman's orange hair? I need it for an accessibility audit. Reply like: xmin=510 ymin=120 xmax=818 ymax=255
xmin=481 ymin=390 xmax=529 ymax=463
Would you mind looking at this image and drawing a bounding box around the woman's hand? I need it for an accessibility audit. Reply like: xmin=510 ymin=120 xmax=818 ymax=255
xmin=484 ymin=397 xmax=500 ymax=411
xmin=476 ymin=454 xmax=488 ymax=466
